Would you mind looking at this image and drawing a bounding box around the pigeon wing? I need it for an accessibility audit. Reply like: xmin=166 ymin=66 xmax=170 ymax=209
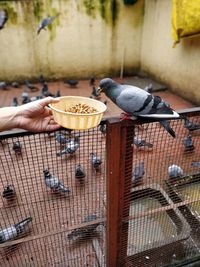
xmin=116 ymin=86 xmax=154 ymax=115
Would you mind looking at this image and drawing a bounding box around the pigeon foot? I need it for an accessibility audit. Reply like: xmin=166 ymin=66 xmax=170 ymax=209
xmin=120 ymin=112 xmax=134 ymax=121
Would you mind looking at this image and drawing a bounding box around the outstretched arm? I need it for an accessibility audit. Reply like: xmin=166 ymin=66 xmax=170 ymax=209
xmin=0 ymin=97 xmax=61 ymax=132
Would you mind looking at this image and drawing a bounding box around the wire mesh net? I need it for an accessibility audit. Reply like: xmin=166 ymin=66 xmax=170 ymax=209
xmin=122 ymin=114 xmax=200 ymax=267
xmin=0 ymin=125 xmax=106 ymax=266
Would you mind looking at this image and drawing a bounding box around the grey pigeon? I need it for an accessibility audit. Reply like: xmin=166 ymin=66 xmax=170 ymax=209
xmin=21 ymin=91 xmax=30 ymax=104
xmin=55 ymin=132 xmax=69 ymax=145
xmin=132 ymin=161 xmax=145 ymax=184
xmin=56 ymin=135 xmax=80 ymax=156
xmin=12 ymin=141 xmax=22 ymax=154
xmin=183 ymin=135 xmax=194 ymax=151
xmin=37 ymin=14 xmax=59 ymax=34
xmin=183 ymin=116 xmax=200 ymax=131
xmin=143 ymin=83 xmax=153 ymax=93
xmin=75 ymin=164 xmax=86 ymax=182
xmin=11 ymin=82 xmax=20 ymax=88
xmin=2 ymin=185 xmax=16 ymax=199
xmin=168 ymin=164 xmax=184 ymax=179
xmin=30 ymin=95 xmax=43 ymax=102
xmin=191 ymin=162 xmax=200 ymax=168
xmin=39 ymin=74 xmax=46 ymax=85
xmin=43 ymin=169 xmax=70 ymax=193
xmin=99 ymin=124 xmax=106 ymax=135
xmin=55 ymin=90 xmax=61 ymax=97
xmin=89 ymin=77 xmax=95 ymax=86
xmin=0 ymin=217 xmax=32 ymax=244
xmin=0 ymin=9 xmax=8 ymax=30
xmin=90 ymin=153 xmax=102 ymax=171
xmin=133 ymin=136 xmax=153 ymax=148
xmin=25 ymin=80 xmax=39 ymax=92
xmin=41 ymin=82 xmax=54 ymax=97
xmin=0 ymin=81 xmax=7 ymax=90
xmin=67 ymin=214 xmax=99 ymax=240
xmin=11 ymin=97 xmax=18 ymax=107
xmin=64 ymin=79 xmax=79 ymax=87
xmin=98 ymin=78 xmax=179 ymax=138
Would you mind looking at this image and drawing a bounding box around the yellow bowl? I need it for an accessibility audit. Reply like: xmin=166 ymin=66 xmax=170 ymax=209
xmin=49 ymin=96 xmax=107 ymax=130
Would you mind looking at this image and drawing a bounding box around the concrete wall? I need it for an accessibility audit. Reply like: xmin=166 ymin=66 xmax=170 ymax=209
xmin=0 ymin=0 xmax=144 ymax=81
xmin=141 ymin=0 xmax=200 ymax=105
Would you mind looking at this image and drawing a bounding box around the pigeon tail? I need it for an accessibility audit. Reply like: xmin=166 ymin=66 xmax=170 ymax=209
xmin=159 ymin=120 xmax=176 ymax=138
xmin=14 ymin=217 xmax=32 ymax=233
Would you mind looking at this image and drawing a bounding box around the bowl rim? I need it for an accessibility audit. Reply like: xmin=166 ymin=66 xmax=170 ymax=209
xmin=49 ymin=96 xmax=107 ymax=116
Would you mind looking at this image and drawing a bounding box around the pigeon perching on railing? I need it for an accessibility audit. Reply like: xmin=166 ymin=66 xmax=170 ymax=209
xmin=97 ymin=78 xmax=180 ymax=138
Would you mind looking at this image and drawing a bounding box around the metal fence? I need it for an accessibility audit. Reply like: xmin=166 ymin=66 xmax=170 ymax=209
xmin=107 ymin=108 xmax=200 ymax=267
xmin=2 ymin=109 xmax=200 ymax=266
xmin=0 ymin=124 xmax=106 ymax=266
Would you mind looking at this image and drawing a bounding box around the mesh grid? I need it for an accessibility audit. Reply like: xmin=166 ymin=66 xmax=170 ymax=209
xmin=2 ymin=113 xmax=200 ymax=266
xmin=122 ymin=114 xmax=200 ymax=267
xmin=0 ymin=126 xmax=106 ymax=266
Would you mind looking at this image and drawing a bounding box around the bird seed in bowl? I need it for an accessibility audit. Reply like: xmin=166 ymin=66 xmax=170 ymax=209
xmin=65 ymin=103 xmax=98 ymax=114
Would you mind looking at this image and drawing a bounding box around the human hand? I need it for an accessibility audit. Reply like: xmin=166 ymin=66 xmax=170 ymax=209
xmin=17 ymin=97 xmax=61 ymax=132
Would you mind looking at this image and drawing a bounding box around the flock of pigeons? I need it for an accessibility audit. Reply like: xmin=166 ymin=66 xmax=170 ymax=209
xmin=1 ymin=75 xmax=200 ymax=244
xmin=0 ymin=128 xmax=104 ymax=243
xmin=0 ymin=9 xmax=60 ymax=34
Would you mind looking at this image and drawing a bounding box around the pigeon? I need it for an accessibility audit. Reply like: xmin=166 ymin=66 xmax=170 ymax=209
xmin=183 ymin=135 xmax=194 ymax=151
xmin=25 ymin=80 xmax=39 ymax=92
xmin=99 ymin=124 xmax=106 ymax=135
xmin=21 ymin=91 xmax=30 ymax=104
xmin=182 ymin=117 xmax=200 ymax=131
xmin=168 ymin=164 xmax=184 ymax=179
xmin=56 ymin=135 xmax=80 ymax=156
xmin=11 ymin=82 xmax=20 ymax=88
xmin=30 ymin=95 xmax=43 ymax=102
xmin=55 ymin=132 xmax=69 ymax=145
xmin=41 ymin=82 xmax=54 ymax=97
xmin=98 ymin=78 xmax=179 ymax=138
xmin=0 ymin=81 xmax=7 ymax=90
xmin=133 ymin=136 xmax=153 ymax=148
xmin=67 ymin=214 xmax=99 ymax=240
xmin=91 ymin=86 xmax=101 ymax=99
xmin=191 ymin=162 xmax=200 ymax=168
xmin=89 ymin=77 xmax=95 ymax=86
xmin=43 ymin=169 xmax=70 ymax=193
xmin=55 ymin=90 xmax=61 ymax=97
xmin=64 ymin=79 xmax=79 ymax=87
xmin=0 ymin=9 xmax=8 ymax=30
xmin=143 ymin=83 xmax=153 ymax=93
xmin=0 ymin=217 xmax=32 ymax=244
xmin=2 ymin=185 xmax=16 ymax=199
xmin=132 ymin=161 xmax=145 ymax=184
xmin=11 ymin=97 xmax=19 ymax=107
xmin=90 ymin=153 xmax=102 ymax=171
xmin=12 ymin=141 xmax=22 ymax=154
xmin=37 ymin=14 xmax=59 ymax=34
xmin=38 ymin=74 xmax=46 ymax=85
xmin=75 ymin=164 xmax=86 ymax=182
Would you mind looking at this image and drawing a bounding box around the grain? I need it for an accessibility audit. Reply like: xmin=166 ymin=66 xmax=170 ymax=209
xmin=65 ymin=103 xmax=98 ymax=114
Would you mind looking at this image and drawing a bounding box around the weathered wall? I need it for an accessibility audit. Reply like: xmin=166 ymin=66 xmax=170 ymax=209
xmin=0 ymin=0 xmax=144 ymax=81
xmin=141 ymin=0 xmax=200 ymax=105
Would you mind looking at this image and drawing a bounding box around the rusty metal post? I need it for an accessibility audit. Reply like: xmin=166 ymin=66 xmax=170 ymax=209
xmin=106 ymin=118 xmax=134 ymax=267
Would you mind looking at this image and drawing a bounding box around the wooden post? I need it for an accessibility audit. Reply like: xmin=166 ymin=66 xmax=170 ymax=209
xmin=106 ymin=118 xmax=134 ymax=267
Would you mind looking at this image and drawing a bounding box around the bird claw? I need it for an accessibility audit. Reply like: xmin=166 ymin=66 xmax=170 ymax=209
xmin=120 ymin=112 xmax=134 ymax=121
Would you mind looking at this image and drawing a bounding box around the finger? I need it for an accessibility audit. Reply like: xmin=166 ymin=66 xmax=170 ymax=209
xmin=46 ymin=123 xmax=61 ymax=131
xmin=39 ymin=97 xmax=60 ymax=108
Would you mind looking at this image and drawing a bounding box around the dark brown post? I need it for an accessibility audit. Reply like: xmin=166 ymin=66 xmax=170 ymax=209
xmin=106 ymin=118 xmax=134 ymax=267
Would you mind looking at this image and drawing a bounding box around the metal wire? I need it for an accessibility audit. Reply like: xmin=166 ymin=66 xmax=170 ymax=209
xmin=0 ymin=126 xmax=106 ymax=266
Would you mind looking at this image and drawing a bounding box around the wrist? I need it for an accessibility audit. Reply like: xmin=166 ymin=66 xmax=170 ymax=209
xmin=0 ymin=106 xmax=21 ymax=131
